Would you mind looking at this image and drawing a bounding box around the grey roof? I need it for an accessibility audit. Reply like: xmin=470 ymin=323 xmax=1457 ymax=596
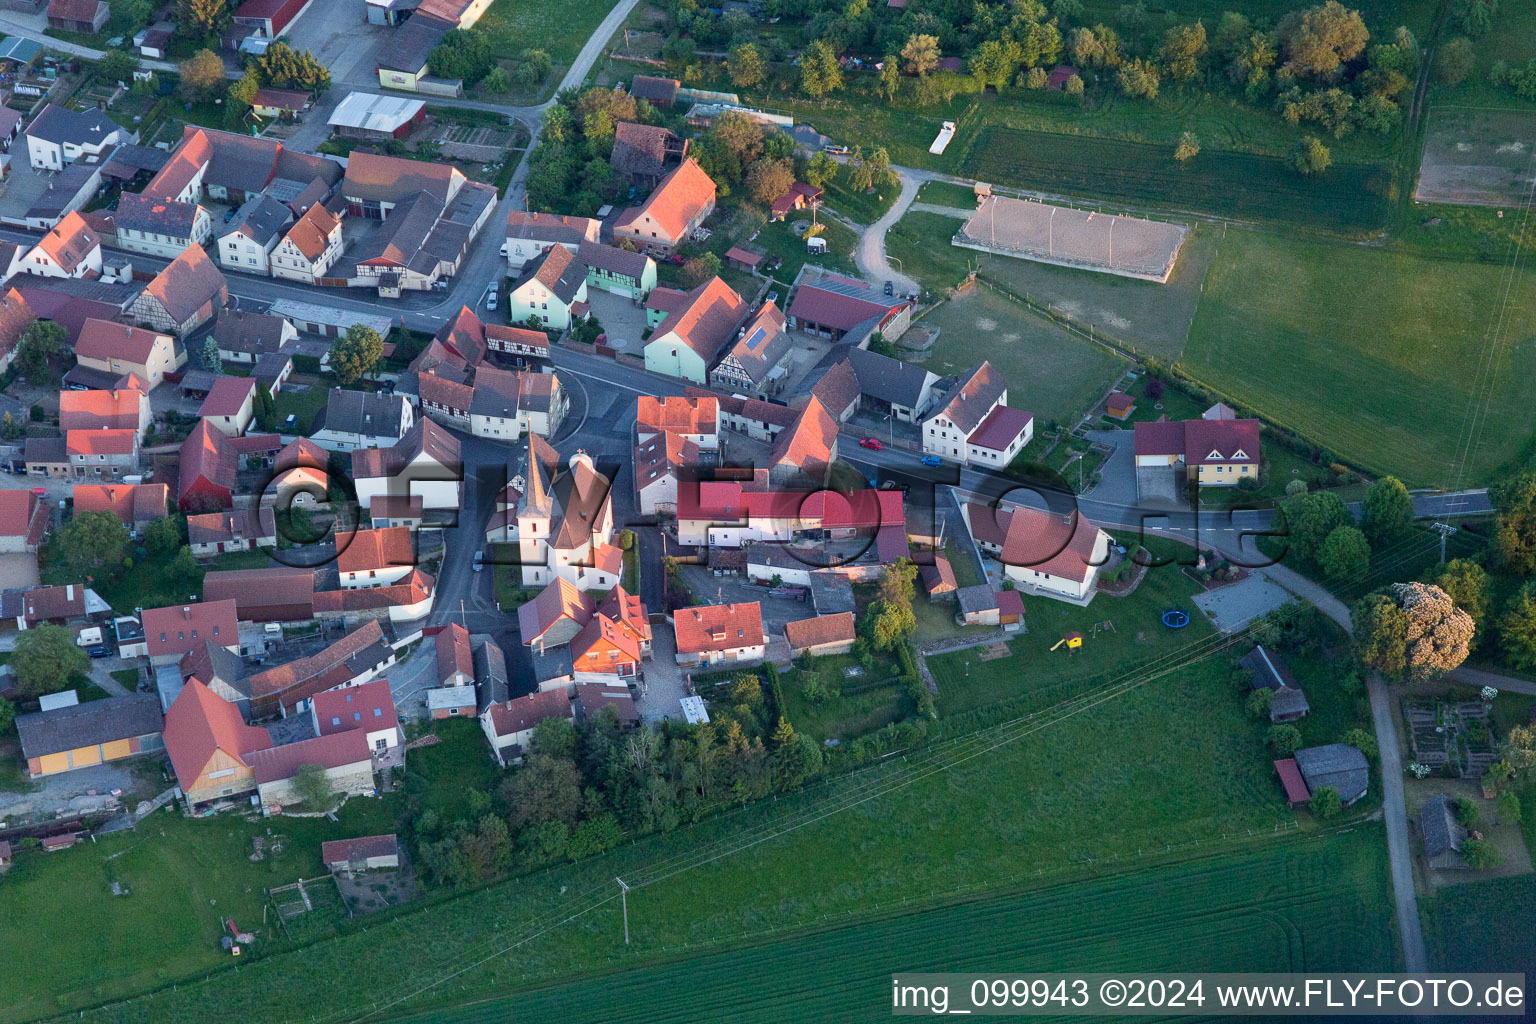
xmin=467 ymin=365 xmax=523 ymax=419
xmin=377 ymin=17 xmax=443 ymax=73
xmin=808 ymin=572 xmax=856 ymax=616
xmin=321 ymin=389 xmax=407 ymax=439
xmin=1420 ymin=793 xmax=1467 ymax=860
xmin=353 ymin=189 xmax=442 ymax=274
xmin=577 ymin=239 xmax=650 ymax=281
xmin=154 ymin=661 xmax=184 ymax=713
xmin=513 ymin=245 xmax=586 ymax=304
xmin=1293 ymin=744 xmax=1370 ymax=805
xmin=1241 ymin=645 xmax=1299 ymax=691
xmin=845 ymin=346 xmax=935 ymax=409
xmin=723 ymin=316 xmax=791 ymax=386
xmin=252 ymin=350 xmax=292 ymax=380
xmin=472 ymin=633 xmax=508 ymax=711
xmin=24 ymin=103 xmax=127 ymax=149
xmin=99 ymin=143 xmax=171 ymax=181
xmin=115 ymin=191 xmax=201 ymax=237
xmin=427 ymin=684 xmax=477 ymax=710
xmin=27 ymin=162 xmax=102 ymax=220
xmin=214 ymin=310 xmax=289 ymax=355
xmin=25 ymin=434 xmax=67 ymax=464
xmin=222 ymin=194 xmax=292 ymax=246
xmin=956 ymin=584 xmax=999 ymax=616
xmin=1270 ymin=685 xmax=1311 ymax=718
xmin=15 ymin=693 xmax=163 ymax=759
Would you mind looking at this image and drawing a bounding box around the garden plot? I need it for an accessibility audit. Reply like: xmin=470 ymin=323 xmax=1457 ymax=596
xmin=1416 ymin=108 xmax=1536 ymax=207
xmin=431 ymin=123 xmax=518 ymax=163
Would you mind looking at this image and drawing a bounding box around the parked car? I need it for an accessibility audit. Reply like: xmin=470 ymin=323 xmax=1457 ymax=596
xmin=884 ymin=280 xmax=894 ymax=296
xmin=484 ymin=283 xmax=499 ymax=311
xmin=858 ymin=437 xmax=883 ymax=450
xmin=472 ymin=551 xmax=484 ymax=572
xmin=86 ymin=645 xmax=112 ymax=659
xmin=920 ymin=455 xmax=943 ymax=467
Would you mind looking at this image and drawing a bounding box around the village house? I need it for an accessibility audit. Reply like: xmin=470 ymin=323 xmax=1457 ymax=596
xmin=963 ymin=501 xmax=1110 ymax=604
xmin=177 ymin=420 xmax=239 ymax=511
xmin=16 ymin=693 xmax=164 ymax=777
xmin=22 ymin=103 xmax=134 ymax=171
xmin=203 ymin=566 xmax=315 ymax=623
xmin=433 ymin=623 xmax=474 ymax=688
xmin=784 ymin=611 xmax=857 ymax=657
xmin=215 ymin=195 xmax=293 ymax=276
xmin=337 ymin=526 xmax=415 ymax=589
xmin=74 ymin=318 xmax=181 ymax=389
xmin=310 ymin=679 xmax=404 ymax=766
xmin=73 ymin=482 xmax=168 ymax=533
xmin=187 ymin=504 xmax=277 ymax=556
xmin=613 ymin=158 xmax=716 ymax=254
xmin=468 ymin=365 xmax=567 ymax=441
xmin=127 ymin=245 xmax=230 ymax=336
xmin=247 ymin=619 xmax=397 ymax=716
xmin=636 ymin=394 xmax=720 ymax=447
xmin=841 ymin=346 xmax=940 ymax=423
xmin=673 ymin=602 xmax=766 ymax=668
xmin=351 ymin=416 xmax=462 ymax=512
xmin=213 ymin=310 xmax=298 ymax=365
xmin=270 ymin=202 xmax=345 ymax=284
xmin=251 ymin=87 xmax=314 ymax=120
xmin=508 ymin=244 xmax=588 ymax=330
xmin=312 ymin=390 xmax=415 ymax=451
xmin=248 ymin=730 xmax=375 ymax=813
xmin=0 ymin=582 xmax=98 ymax=628
xmin=767 ymin=396 xmax=839 ymax=486
xmin=629 ymin=74 xmax=679 ymax=107
xmin=0 ymin=491 xmax=51 ymax=554
xmin=0 ymin=288 xmax=35 ymax=374
xmin=59 ymin=387 xmax=150 ymax=435
xmin=1240 ymin=645 xmax=1311 ymax=723
xmin=634 ymin=430 xmax=701 ymax=516
xmin=66 ymin=427 xmax=138 ymax=479
xmin=570 ymin=612 xmax=643 ymax=681
xmin=769 ymin=181 xmax=824 ymax=221
xmin=1134 ymin=417 xmax=1263 ymax=492
xmin=921 ymin=361 xmax=1032 ymax=467
xmin=18 ymin=211 xmax=102 ymax=279
xmin=577 ymin=240 xmax=656 ymax=301
xmin=485 ymin=323 xmax=551 ymax=367
xmin=675 ymin=482 xmax=901 ymax=549
xmin=517 ymin=577 xmax=597 ymax=654
xmin=114 ymin=193 xmax=212 ymax=259
xmin=47 ymin=0 xmax=110 ymax=32
xmin=143 ymin=599 xmax=240 ymax=666
xmin=198 ymin=377 xmax=258 ymax=436
xmin=609 ymin=121 xmax=688 ymax=190
xmin=710 ymin=300 xmax=793 ymax=396
xmin=643 ymin=276 xmax=748 ymax=384
xmin=480 ymin=688 xmax=573 ymax=766
xmin=163 ymin=678 xmax=274 ymax=811
xmin=503 ymin=210 xmax=601 ymax=271
xmin=787 ymin=273 xmax=911 ymax=342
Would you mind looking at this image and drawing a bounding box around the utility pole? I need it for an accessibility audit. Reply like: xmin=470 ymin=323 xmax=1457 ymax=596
xmin=1431 ymin=522 xmax=1457 ymax=563
xmin=616 ymin=877 xmax=631 ymax=945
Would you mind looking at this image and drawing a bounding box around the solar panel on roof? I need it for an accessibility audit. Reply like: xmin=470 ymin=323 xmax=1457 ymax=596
xmin=744 ymin=327 xmax=766 ymax=351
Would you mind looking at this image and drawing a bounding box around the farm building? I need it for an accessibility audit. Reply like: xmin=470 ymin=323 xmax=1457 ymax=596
xmin=1293 ymin=744 xmax=1370 ymax=806
xmin=15 ymin=693 xmax=165 ymax=777
xmin=322 ymin=834 xmax=400 ymax=875
xmin=328 ymin=92 xmax=426 ymax=141
xmin=783 ymin=612 xmax=856 ymax=657
xmin=1239 ymin=646 xmax=1310 ymax=723
xmin=1420 ymin=793 xmax=1468 ymax=870
xmin=957 ymin=194 xmax=1188 ymax=284
xmin=1273 ymin=758 xmax=1309 ymax=807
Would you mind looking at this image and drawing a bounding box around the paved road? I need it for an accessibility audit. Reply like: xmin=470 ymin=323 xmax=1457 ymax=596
xmin=0 ymin=15 xmax=177 ymax=72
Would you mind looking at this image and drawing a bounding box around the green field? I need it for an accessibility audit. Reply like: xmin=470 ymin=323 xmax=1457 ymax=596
xmin=915 ymin=286 xmax=1126 ymax=427
xmin=477 ymin=0 xmax=616 ymax=69
xmin=394 ymin=829 xmax=1400 ymax=1023
xmin=1182 ymin=228 xmax=1536 ymax=486
xmin=960 ymin=127 xmax=1393 ymax=234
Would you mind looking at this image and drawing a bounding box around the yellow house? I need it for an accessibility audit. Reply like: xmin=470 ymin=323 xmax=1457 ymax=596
xmin=1133 ymin=417 xmax=1261 ymax=488
xmin=163 ymin=678 xmax=274 ymax=812
xmin=16 ymin=694 xmax=164 ymax=777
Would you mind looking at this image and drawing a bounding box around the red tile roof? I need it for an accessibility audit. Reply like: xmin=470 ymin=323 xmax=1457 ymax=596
xmin=517 ymin=577 xmax=596 ymax=646
xmin=573 ymin=683 xmax=639 ymax=724
xmin=311 ymin=678 xmax=399 ymax=739
xmin=1274 ymin=757 xmax=1310 ymax=803
xmin=311 ymin=568 xmax=434 ymax=615
xmin=336 ymin=526 xmax=414 ymax=574
xmin=433 ymin=623 xmax=474 ymax=683
xmin=674 ymin=602 xmax=764 ymax=656
xmin=0 ymin=491 xmax=45 ymax=543
xmin=321 ymin=834 xmax=399 ymax=865
xmin=75 ymin=318 xmax=170 ymax=366
xmin=1133 ymin=418 xmax=1261 ymax=465
xmin=247 ymin=728 xmax=371 ymax=786
xmin=485 ymin=688 xmax=573 ymax=739
xmin=59 ymin=388 xmax=143 ymax=431
xmin=284 ymin=201 xmax=340 ymax=261
xmin=965 ymin=502 xmax=1104 ymax=584
xmin=636 ymin=394 xmax=718 ymax=436
xmin=966 ymin=404 xmax=1033 ymax=451
xmin=142 ymin=244 xmax=228 ymax=325
xmin=933 ymin=361 xmax=1007 ymax=434
xmin=787 ymin=275 xmax=907 ymax=333
xmin=198 ymin=376 xmax=256 ymax=418
xmin=572 ymin=611 xmax=642 ymax=664
xmin=652 ymin=276 xmax=747 ymax=363
xmin=616 ymin=157 xmax=715 ymax=241
xmin=33 ymin=210 xmax=99 ymax=275
xmin=162 ymin=677 xmax=272 ymax=793
xmin=143 ymin=599 xmax=239 ymax=661
xmin=677 ymin=482 xmax=902 ymax=529
xmin=73 ymin=482 xmax=167 ymax=524
xmin=784 ymin=611 xmax=856 ymax=651
xmin=995 ymin=588 xmax=1025 ymax=618
xmin=0 ymin=287 xmax=34 ymax=358
xmin=246 ymin=620 xmax=389 ymax=711
xmin=769 ymin=396 xmax=838 ymax=474
xmin=178 ymin=420 xmax=237 ymax=503
xmin=66 ymin=427 xmax=136 ymax=456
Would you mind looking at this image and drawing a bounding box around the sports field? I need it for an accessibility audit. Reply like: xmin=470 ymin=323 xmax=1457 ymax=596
xmin=394 ymin=829 xmax=1399 ymax=1023
xmin=916 ymin=285 xmax=1126 ymax=426
xmin=1182 ymin=228 xmax=1536 ymax=486
xmin=960 ymin=127 xmax=1393 ymax=234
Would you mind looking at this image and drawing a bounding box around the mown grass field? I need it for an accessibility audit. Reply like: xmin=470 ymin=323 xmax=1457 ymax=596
xmin=394 ymin=829 xmax=1399 ymax=1023
xmin=1181 ymin=228 xmax=1536 ymax=487
xmin=63 ymin=626 xmax=1315 ymax=1024
xmin=960 ymin=127 xmax=1393 ymax=233
xmin=916 ymin=286 xmax=1126 ymax=427
xmin=477 ymin=0 xmax=615 ymax=68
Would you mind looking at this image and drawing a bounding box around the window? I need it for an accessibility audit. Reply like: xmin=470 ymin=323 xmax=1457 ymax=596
xmin=373 ymin=708 xmax=382 ymax=717
xmin=331 ymin=716 xmax=341 ymax=726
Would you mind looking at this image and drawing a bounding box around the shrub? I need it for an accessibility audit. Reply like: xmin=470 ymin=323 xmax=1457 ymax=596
xmin=1461 ymin=838 xmax=1504 ymax=870
xmin=1266 ymin=723 xmax=1301 ymax=756
xmin=1309 ymin=786 xmax=1342 ymax=819
xmin=1453 ymin=795 xmax=1481 ymax=827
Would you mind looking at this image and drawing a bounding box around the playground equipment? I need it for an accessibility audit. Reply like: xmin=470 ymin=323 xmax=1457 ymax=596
xmin=1161 ymin=609 xmax=1189 ymax=629
xmin=1091 ymin=620 xmax=1116 ymax=635
xmin=1050 ymin=631 xmax=1084 ymax=653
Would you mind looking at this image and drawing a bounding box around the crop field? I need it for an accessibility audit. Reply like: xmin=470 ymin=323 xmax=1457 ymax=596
xmin=959 ymin=127 xmax=1393 ymax=234
xmin=395 ymin=829 xmax=1399 ymax=1023
xmin=1182 ymin=228 xmax=1536 ymax=487
xmin=1416 ymin=107 xmax=1536 ymax=207
xmin=916 ymin=285 xmax=1126 ymax=426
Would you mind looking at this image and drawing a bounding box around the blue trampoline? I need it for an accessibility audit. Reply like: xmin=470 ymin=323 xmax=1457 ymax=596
xmin=1161 ymin=609 xmax=1189 ymax=629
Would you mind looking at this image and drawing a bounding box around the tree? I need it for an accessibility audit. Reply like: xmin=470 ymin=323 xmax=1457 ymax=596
xmin=1287 ymin=135 xmax=1332 ymax=175
xmin=1025 ymin=66 xmax=1049 ymax=89
xmin=0 ymin=412 xmax=17 ymax=441
xmin=728 ymin=42 xmax=766 ymax=88
xmin=1497 ymin=790 xmax=1522 ymax=825
xmin=253 ymin=382 xmax=277 ymax=432
xmin=1490 ymin=470 xmax=1536 ymax=574
xmin=879 ymin=558 xmax=918 ymax=609
xmin=97 ymin=50 xmax=140 ymax=85
xmin=1309 ymin=785 xmax=1342 ymax=819
xmin=49 ymin=510 xmax=131 ymax=580
xmin=709 ymin=110 xmax=765 ymax=172
xmin=872 ymin=603 xmax=916 ymax=650
xmin=1362 ymin=476 xmax=1414 ymax=545
xmin=799 ymin=39 xmax=843 ymax=97
xmin=143 ymin=517 xmax=183 ymax=560
xmin=878 ymin=55 xmax=900 ymax=100
xmin=1065 ymin=74 xmax=1085 ymax=96
xmin=1267 ymin=723 xmax=1302 ymax=756
xmin=429 ymin=28 xmax=493 ymax=83
xmin=177 ymin=49 xmax=227 ymax=104
xmin=481 ymin=65 xmax=510 ymax=93
xmin=745 ymin=157 xmax=794 ymax=206
xmin=1277 ymin=1 xmax=1369 ymax=79
xmin=1355 ymin=582 xmax=1473 ymax=681
xmin=1433 ymin=559 xmax=1491 ymax=635
xmin=177 ymin=0 xmax=230 ymax=38
xmin=679 ymin=252 xmax=721 ymax=288
xmin=1450 ymin=0 xmax=1499 ymax=37
xmin=0 ymin=697 xmax=13 ymax=735
xmin=328 ymin=324 xmax=385 ymax=385
xmin=14 ymin=319 xmax=65 ymax=380
xmin=901 ymin=33 xmax=940 ymax=76
xmin=1497 ymin=582 xmax=1536 ymax=671
xmin=291 ymin=763 xmax=336 ymax=809
xmin=803 ymin=149 xmax=838 ymax=190
xmin=1507 ymin=723 xmax=1536 ymax=774
xmin=969 ymin=39 xmax=1022 ymax=90
xmin=1158 ymin=21 xmax=1207 ymax=82
xmin=1352 ymin=591 xmax=1409 ymax=677
xmin=1434 ymin=37 xmax=1476 ymax=86
xmin=1280 ymin=490 xmax=1351 ymax=562
xmin=11 ymin=625 xmax=88 ymax=699
xmin=1116 ymin=58 xmax=1161 ymax=99
xmin=499 ymin=753 xmax=584 ymax=827
xmin=253 ymin=41 xmax=331 ymax=93
xmin=1461 ymin=838 xmax=1504 ymax=870
xmin=1175 ymin=131 xmax=1200 ymax=162
xmin=1245 ymin=687 xmax=1273 ymax=720
xmin=200 ymin=336 xmax=222 ymax=373
xmin=1229 ymin=30 xmax=1278 ymax=98
xmin=1320 ymin=525 xmax=1370 ymax=581
xmin=1342 ymin=727 xmax=1379 ymax=760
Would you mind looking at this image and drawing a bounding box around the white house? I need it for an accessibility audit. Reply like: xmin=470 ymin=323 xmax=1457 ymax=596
xmin=215 ymin=195 xmax=292 ymax=276
xmin=23 ymin=104 xmax=134 ymax=171
xmin=922 ymin=361 xmax=1032 ymax=467
xmin=507 ymin=244 xmax=587 ymax=330
xmin=311 ymin=390 xmax=414 ymax=451
xmin=350 ymin=417 xmax=462 ymax=512
xmin=503 ymin=210 xmax=600 ymax=271
xmin=963 ymin=500 xmax=1111 ymax=604
xmin=480 ymin=689 xmax=573 ymax=766
xmin=113 ymin=193 xmax=212 ymax=259
xmin=17 ymin=211 xmax=101 ymax=280
xmin=271 ymin=203 xmax=345 ymax=285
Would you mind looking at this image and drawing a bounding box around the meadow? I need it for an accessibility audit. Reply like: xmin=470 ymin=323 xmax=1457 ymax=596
xmin=393 ymin=829 xmax=1400 ymax=1023
xmin=916 ymin=285 xmax=1126 ymax=427
xmin=1181 ymin=228 xmax=1536 ymax=487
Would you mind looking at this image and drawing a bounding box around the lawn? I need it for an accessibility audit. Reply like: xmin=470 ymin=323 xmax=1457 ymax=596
xmin=1181 ymin=228 xmax=1536 ymax=487
xmin=750 ymin=215 xmax=859 ymax=283
xmin=916 ymin=180 xmax=977 ymax=209
xmin=927 ymin=535 xmax=1210 ymax=719
xmin=885 ymin=210 xmax=977 ymax=293
xmin=475 ymin=0 xmax=618 ymax=95
xmin=271 ymin=384 xmax=330 ymax=434
xmin=915 ymin=286 xmax=1126 ymax=428
xmin=393 ymin=829 xmax=1400 ymax=1023
xmin=43 ymin=541 xmax=269 ymax=616
xmin=778 ymin=649 xmax=907 ymax=744
xmin=818 ymin=163 xmax=899 ymax=226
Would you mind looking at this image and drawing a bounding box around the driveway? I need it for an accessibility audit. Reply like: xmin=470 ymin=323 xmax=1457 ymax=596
xmin=583 ymin=290 xmax=649 ymax=353
xmin=1083 ymin=429 xmax=1137 ymax=506
xmin=636 ymin=628 xmax=688 ymax=724
xmin=853 ymin=167 xmax=928 ymax=293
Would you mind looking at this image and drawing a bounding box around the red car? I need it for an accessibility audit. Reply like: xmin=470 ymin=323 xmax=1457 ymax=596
xmin=858 ymin=437 xmax=883 ymax=450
